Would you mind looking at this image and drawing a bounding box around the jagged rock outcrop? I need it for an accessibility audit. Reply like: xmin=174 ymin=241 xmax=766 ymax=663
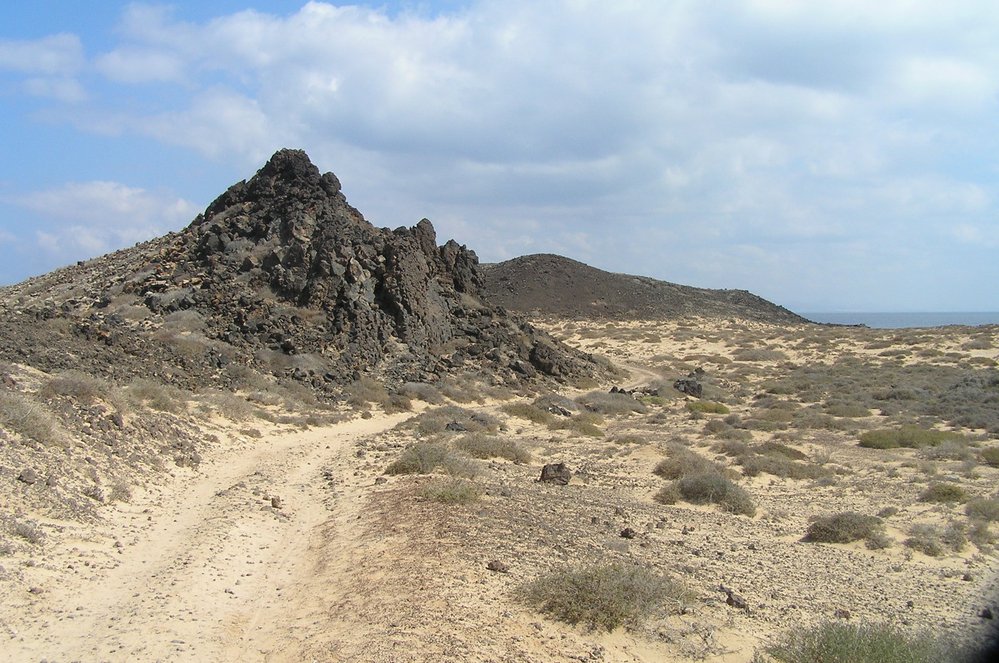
xmin=0 ymin=150 xmax=596 ymax=393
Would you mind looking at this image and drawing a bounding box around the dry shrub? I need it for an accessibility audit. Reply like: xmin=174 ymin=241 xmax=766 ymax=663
xmin=674 ymin=472 xmax=756 ymax=516
xmin=39 ymin=370 xmax=113 ymax=404
xmin=399 ymin=382 xmax=445 ymax=404
xmin=420 ymin=478 xmax=482 ymax=504
xmin=918 ymin=482 xmax=967 ymax=503
xmin=127 ymin=378 xmax=188 ymax=413
xmin=805 ymin=512 xmax=884 ymax=545
xmin=576 ymin=391 xmax=647 ymax=416
xmin=502 ymin=402 xmax=555 ymax=425
xmin=384 ymin=442 xmax=477 ymax=478
xmin=517 ymin=564 xmax=692 ymax=631
xmin=0 ymin=390 xmax=63 ymax=446
xmin=753 ymin=621 xmax=958 ymax=663
xmin=904 ymin=522 xmax=966 ymax=557
xmin=859 ymin=426 xmax=965 ymax=450
xmin=456 ymin=433 xmax=531 ymax=463
xmin=403 ymin=405 xmax=501 ymax=436
xmin=966 ymin=497 xmax=999 ymax=522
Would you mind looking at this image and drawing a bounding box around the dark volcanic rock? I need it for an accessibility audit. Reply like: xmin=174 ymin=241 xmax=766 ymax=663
xmin=539 ymin=462 xmax=572 ymax=485
xmin=0 ymin=150 xmax=596 ymax=394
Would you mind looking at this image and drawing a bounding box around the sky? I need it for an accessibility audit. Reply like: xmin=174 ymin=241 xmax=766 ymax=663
xmin=1 ymin=1 xmax=998 ymax=313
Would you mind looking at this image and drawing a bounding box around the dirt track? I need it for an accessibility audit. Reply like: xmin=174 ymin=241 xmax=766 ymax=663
xmin=3 ymin=413 xmax=413 ymax=662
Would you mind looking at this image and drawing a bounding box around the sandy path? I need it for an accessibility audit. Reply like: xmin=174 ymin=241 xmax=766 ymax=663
xmin=4 ymin=412 xmax=412 ymax=662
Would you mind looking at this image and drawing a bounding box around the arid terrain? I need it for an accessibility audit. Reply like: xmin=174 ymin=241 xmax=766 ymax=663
xmin=2 ymin=150 xmax=998 ymax=662
xmin=3 ymin=317 xmax=998 ymax=661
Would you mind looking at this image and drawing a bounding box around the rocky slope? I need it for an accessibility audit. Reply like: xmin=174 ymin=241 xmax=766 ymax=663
xmin=481 ymin=254 xmax=808 ymax=324
xmin=0 ymin=150 xmax=595 ymax=395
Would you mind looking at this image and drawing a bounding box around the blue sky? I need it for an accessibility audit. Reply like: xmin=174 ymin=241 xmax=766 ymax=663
xmin=2 ymin=1 xmax=997 ymax=312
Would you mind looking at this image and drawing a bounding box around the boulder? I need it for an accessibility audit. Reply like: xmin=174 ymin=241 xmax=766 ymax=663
xmin=539 ymin=462 xmax=572 ymax=485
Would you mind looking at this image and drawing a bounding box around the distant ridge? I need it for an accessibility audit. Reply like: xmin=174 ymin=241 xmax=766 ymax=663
xmin=481 ymin=254 xmax=808 ymax=324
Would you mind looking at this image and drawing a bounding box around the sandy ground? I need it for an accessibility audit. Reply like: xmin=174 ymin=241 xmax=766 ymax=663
xmin=2 ymin=412 xmax=414 ymax=662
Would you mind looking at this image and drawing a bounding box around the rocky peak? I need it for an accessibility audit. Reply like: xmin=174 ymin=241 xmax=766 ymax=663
xmin=0 ymin=149 xmax=597 ymax=392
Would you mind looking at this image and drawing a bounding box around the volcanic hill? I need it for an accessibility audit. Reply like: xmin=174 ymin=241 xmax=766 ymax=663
xmin=0 ymin=150 xmax=594 ymax=394
xmin=481 ymin=254 xmax=808 ymax=324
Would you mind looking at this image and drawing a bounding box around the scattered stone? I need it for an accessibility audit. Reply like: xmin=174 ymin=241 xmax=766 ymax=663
xmin=720 ymin=585 xmax=749 ymax=611
xmin=539 ymin=463 xmax=572 ymax=485
xmin=834 ymin=609 xmax=851 ymax=620
xmin=619 ymin=528 xmax=637 ymax=539
xmin=17 ymin=468 xmax=38 ymax=485
xmin=981 ymin=607 xmax=994 ymax=620
xmin=27 ymin=587 xmax=43 ymax=595
xmin=486 ymin=560 xmax=509 ymax=573
xmin=374 ymin=477 xmax=388 ymax=485
xmin=270 ymin=496 xmax=282 ymax=509
xmin=962 ymin=573 xmax=973 ymax=582
xmin=445 ymin=421 xmax=467 ymax=432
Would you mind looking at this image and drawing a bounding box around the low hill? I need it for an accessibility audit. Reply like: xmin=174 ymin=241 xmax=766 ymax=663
xmin=480 ymin=254 xmax=808 ymax=324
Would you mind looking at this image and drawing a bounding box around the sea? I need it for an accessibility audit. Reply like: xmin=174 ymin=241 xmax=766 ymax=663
xmin=800 ymin=312 xmax=999 ymax=329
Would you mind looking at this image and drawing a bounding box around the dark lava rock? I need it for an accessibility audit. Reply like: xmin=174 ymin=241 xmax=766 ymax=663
xmin=673 ymin=377 xmax=703 ymax=398
xmin=0 ymin=149 xmax=598 ymax=395
xmin=620 ymin=527 xmax=637 ymax=539
xmin=17 ymin=468 xmax=38 ymax=485
xmin=539 ymin=462 xmax=572 ymax=485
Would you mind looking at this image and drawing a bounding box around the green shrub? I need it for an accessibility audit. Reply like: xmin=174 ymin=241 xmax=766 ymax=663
xmin=805 ymin=512 xmax=884 ymax=545
xmin=455 ymin=433 xmax=531 ymax=463
xmin=824 ymin=403 xmax=871 ymax=418
xmin=753 ymin=621 xmax=956 ymax=663
xmin=675 ymin=472 xmax=756 ymax=516
xmin=918 ymin=482 xmax=967 ymax=503
xmin=516 ymin=564 xmax=692 ymax=631
xmin=859 ymin=426 xmax=965 ymax=450
xmin=686 ymin=400 xmax=730 ymax=415
xmin=420 ymin=478 xmax=482 ymax=504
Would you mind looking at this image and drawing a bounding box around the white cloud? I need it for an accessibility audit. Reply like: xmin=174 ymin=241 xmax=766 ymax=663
xmin=0 ymin=34 xmax=83 ymax=75
xmin=11 ymin=181 xmax=197 ymax=260
xmin=7 ymin=1 xmax=999 ymax=308
xmin=22 ymin=77 xmax=87 ymax=103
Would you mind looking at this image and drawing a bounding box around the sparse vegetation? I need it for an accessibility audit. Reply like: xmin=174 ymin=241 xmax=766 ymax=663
xmin=918 ymin=482 xmax=967 ymax=503
xmin=455 ymin=433 xmax=531 ymax=463
xmin=576 ymin=391 xmax=647 ymax=416
xmin=859 ymin=426 xmax=965 ymax=450
xmin=904 ymin=522 xmax=966 ymax=557
xmin=753 ymin=621 xmax=956 ymax=663
xmin=501 ymin=402 xmax=555 ymax=425
xmin=0 ymin=390 xmax=63 ymax=446
xmin=966 ymin=497 xmax=999 ymax=522
xmin=675 ymin=472 xmax=756 ymax=516
xmin=384 ymin=442 xmax=477 ymax=477
xmin=516 ymin=563 xmax=692 ymax=631
xmin=420 ymin=478 xmax=482 ymax=504
xmin=805 ymin=512 xmax=885 ymax=546
xmin=686 ymin=400 xmax=730 ymax=414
